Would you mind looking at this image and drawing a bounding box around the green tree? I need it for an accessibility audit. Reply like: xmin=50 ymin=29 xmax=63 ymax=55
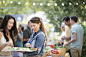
xmin=35 ymin=0 xmax=86 ymax=32
xmin=0 ymin=0 xmax=34 ymax=17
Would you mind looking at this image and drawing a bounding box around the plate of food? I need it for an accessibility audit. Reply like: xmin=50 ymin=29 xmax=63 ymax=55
xmin=8 ymin=47 xmax=37 ymax=52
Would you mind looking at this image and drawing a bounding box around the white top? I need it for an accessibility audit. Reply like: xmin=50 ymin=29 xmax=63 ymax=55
xmin=61 ymin=32 xmax=65 ymax=41
xmin=0 ymin=32 xmax=12 ymax=56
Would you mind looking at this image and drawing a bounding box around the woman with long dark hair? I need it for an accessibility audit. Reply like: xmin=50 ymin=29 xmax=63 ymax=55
xmin=24 ymin=17 xmax=47 ymax=57
xmin=0 ymin=14 xmax=18 ymax=57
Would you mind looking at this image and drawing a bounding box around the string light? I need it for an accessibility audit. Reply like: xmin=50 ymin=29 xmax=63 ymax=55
xmin=54 ymin=3 xmax=57 ymax=6
xmin=40 ymin=3 xmax=43 ymax=6
xmin=69 ymin=3 xmax=72 ymax=5
xmin=76 ymin=3 xmax=78 ymax=5
xmin=18 ymin=2 xmax=21 ymax=4
xmin=62 ymin=3 xmax=64 ymax=6
xmin=33 ymin=3 xmax=36 ymax=6
xmin=3 ymin=0 xmax=5 ymax=3
xmin=2 ymin=1 xmax=86 ymax=7
xmin=83 ymin=2 xmax=85 ymax=4
xmin=26 ymin=2 xmax=28 ymax=5
xmin=47 ymin=3 xmax=50 ymax=6
xmin=10 ymin=1 xmax=13 ymax=4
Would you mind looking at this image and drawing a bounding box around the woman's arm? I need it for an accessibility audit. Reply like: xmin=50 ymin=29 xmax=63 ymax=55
xmin=0 ymin=33 xmax=6 ymax=51
xmin=18 ymin=34 xmax=23 ymax=41
xmin=0 ymin=43 xmax=7 ymax=51
xmin=0 ymin=33 xmax=13 ymax=51
xmin=26 ymin=34 xmax=45 ymax=55
xmin=0 ymin=42 xmax=13 ymax=51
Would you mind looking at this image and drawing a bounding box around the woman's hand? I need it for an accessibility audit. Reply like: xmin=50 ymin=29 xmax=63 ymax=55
xmin=26 ymin=43 xmax=31 ymax=48
xmin=6 ymin=42 xmax=13 ymax=47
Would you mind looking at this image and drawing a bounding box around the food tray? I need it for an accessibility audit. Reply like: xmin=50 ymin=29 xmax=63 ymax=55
xmin=8 ymin=47 xmax=37 ymax=52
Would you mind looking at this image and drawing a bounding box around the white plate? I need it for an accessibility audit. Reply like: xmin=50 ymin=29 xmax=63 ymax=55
xmin=8 ymin=50 xmax=34 ymax=52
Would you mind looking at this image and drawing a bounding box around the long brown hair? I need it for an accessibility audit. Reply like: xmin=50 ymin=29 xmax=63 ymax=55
xmin=30 ymin=17 xmax=47 ymax=41
xmin=0 ymin=15 xmax=18 ymax=44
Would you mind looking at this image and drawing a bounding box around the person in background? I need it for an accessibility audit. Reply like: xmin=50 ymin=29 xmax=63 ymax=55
xmin=24 ymin=17 xmax=47 ymax=57
xmin=23 ymin=21 xmax=33 ymax=46
xmin=60 ymin=23 xmax=65 ymax=45
xmin=23 ymin=21 xmax=33 ymax=57
xmin=57 ymin=23 xmax=65 ymax=46
xmin=64 ymin=16 xmax=84 ymax=57
xmin=12 ymin=24 xmax=24 ymax=57
xmin=0 ymin=15 xmax=18 ymax=57
xmin=62 ymin=16 xmax=72 ymax=57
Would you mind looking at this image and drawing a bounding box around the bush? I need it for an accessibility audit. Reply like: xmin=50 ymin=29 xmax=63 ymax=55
xmin=81 ymin=23 xmax=86 ymax=57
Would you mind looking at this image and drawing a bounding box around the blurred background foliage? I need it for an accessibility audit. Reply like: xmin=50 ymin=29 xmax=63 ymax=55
xmin=0 ymin=0 xmax=86 ymax=57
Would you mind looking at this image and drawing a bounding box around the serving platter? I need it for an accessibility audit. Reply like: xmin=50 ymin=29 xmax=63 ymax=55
xmin=8 ymin=47 xmax=37 ymax=52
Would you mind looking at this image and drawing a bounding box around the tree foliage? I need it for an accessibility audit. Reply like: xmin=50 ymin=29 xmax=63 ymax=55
xmin=0 ymin=0 xmax=86 ymax=56
xmin=36 ymin=0 xmax=86 ymax=32
xmin=0 ymin=0 xmax=34 ymax=17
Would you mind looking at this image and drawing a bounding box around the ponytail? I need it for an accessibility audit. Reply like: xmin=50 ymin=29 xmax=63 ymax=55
xmin=40 ymin=20 xmax=47 ymax=41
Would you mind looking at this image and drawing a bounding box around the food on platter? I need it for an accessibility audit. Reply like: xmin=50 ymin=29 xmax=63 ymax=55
xmin=8 ymin=47 xmax=37 ymax=52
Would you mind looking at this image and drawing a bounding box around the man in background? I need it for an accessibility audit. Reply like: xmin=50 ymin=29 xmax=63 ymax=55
xmin=23 ymin=21 xmax=33 ymax=57
xmin=23 ymin=21 xmax=33 ymax=46
xmin=64 ymin=16 xmax=84 ymax=57
xmin=62 ymin=16 xmax=72 ymax=57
